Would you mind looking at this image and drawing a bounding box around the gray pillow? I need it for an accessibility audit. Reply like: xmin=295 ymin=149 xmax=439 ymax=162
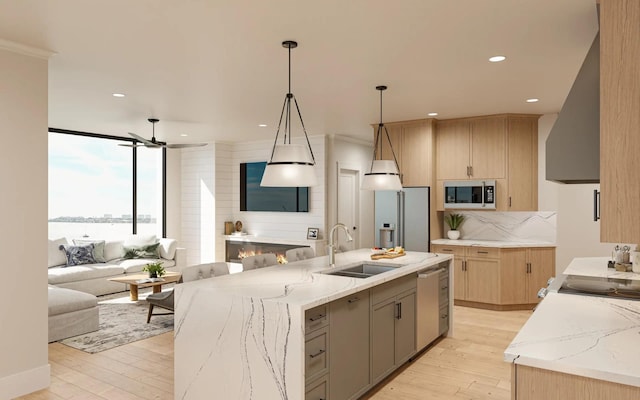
xmin=59 ymin=244 xmax=96 ymax=266
xmin=73 ymin=239 xmax=106 ymax=262
xmin=123 ymin=242 xmax=160 ymax=259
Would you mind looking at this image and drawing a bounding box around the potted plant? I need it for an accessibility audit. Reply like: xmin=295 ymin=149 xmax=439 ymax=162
xmin=444 ymin=213 xmax=465 ymax=240
xmin=143 ymin=261 xmax=166 ymax=278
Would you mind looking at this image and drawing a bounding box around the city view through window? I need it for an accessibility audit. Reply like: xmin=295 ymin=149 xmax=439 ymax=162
xmin=48 ymin=132 xmax=163 ymax=241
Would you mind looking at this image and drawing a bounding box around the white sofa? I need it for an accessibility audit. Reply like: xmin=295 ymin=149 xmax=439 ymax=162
xmin=48 ymin=234 xmax=185 ymax=296
xmin=47 ymin=234 xmax=185 ymax=342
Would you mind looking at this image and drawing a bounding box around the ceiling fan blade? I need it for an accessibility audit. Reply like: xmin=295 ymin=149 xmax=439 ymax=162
xmin=128 ymin=132 xmax=155 ymax=146
xmin=118 ymin=143 xmax=141 ymax=148
xmin=165 ymin=143 xmax=208 ymax=149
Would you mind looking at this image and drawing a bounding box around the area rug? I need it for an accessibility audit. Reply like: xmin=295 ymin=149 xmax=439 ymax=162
xmin=59 ymin=290 xmax=173 ymax=353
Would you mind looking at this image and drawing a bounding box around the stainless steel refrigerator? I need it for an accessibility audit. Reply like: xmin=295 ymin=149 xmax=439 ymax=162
xmin=374 ymin=186 xmax=430 ymax=252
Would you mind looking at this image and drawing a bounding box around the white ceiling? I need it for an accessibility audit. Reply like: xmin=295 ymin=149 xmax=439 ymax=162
xmin=0 ymin=0 xmax=598 ymax=144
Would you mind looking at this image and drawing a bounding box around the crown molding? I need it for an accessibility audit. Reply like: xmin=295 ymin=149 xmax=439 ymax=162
xmin=0 ymin=38 xmax=55 ymax=60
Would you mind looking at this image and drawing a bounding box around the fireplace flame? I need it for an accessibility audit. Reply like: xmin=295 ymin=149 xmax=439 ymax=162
xmin=238 ymin=250 xmax=287 ymax=264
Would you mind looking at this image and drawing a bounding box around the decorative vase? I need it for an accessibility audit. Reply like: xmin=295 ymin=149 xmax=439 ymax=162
xmin=149 ymin=271 xmax=158 ymax=278
xmin=447 ymin=230 xmax=460 ymax=240
xmin=633 ymin=252 xmax=640 ymax=273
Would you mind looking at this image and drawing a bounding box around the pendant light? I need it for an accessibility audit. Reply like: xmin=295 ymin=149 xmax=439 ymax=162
xmin=261 ymin=40 xmax=317 ymax=187
xmin=361 ymin=85 xmax=402 ymax=191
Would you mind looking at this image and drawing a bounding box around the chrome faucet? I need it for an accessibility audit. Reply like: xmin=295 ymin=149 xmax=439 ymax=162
xmin=328 ymin=223 xmax=353 ymax=267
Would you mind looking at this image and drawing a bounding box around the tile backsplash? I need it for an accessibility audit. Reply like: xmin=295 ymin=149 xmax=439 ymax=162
xmin=445 ymin=211 xmax=557 ymax=243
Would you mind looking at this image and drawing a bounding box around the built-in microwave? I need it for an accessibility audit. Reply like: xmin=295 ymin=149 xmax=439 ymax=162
xmin=444 ymin=180 xmax=496 ymax=209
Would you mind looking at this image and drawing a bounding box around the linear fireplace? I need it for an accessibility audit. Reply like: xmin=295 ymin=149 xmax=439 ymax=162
xmin=225 ymin=240 xmax=310 ymax=264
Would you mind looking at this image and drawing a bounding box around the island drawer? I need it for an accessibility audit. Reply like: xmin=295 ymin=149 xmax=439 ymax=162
xmin=466 ymin=247 xmax=500 ymax=259
xmin=305 ymin=304 xmax=328 ymax=332
xmin=439 ymin=274 xmax=449 ymax=305
xmin=305 ymin=326 xmax=329 ymax=383
xmin=305 ymin=374 xmax=328 ymax=400
xmin=372 ymin=274 xmax=416 ymax=305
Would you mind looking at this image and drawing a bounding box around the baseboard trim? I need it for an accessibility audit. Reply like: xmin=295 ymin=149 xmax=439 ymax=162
xmin=0 ymin=364 xmax=50 ymax=399
xmin=454 ymin=300 xmax=537 ymax=311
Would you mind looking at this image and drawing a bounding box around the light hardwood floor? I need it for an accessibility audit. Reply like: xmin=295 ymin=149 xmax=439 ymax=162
xmin=17 ymin=306 xmax=532 ymax=400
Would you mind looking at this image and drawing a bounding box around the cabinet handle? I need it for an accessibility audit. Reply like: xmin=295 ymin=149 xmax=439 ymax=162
xmin=462 ymin=260 xmax=466 ymax=271
xmin=509 ymin=196 xmax=512 ymax=207
xmin=347 ymin=297 xmax=360 ymax=303
xmin=308 ymin=314 xmax=325 ymax=322
xmin=477 ymin=250 xmax=489 ymax=254
xmin=469 ymin=166 xmax=473 ymax=177
xmin=526 ymin=262 xmax=531 ymax=273
xmin=441 ymin=313 xmax=448 ymax=319
xmin=395 ymin=302 xmax=402 ymax=320
xmin=443 ymin=248 xmax=453 ymax=252
xmin=593 ymin=190 xmax=600 ymax=221
xmin=309 ymin=349 xmax=325 ymax=359
xmin=441 ymin=285 xmax=448 ymax=290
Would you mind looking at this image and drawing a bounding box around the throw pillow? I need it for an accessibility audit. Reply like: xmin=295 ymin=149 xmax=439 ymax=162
xmin=73 ymin=239 xmax=106 ymax=262
xmin=48 ymin=238 xmax=69 ymax=268
xmin=123 ymin=242 xmax=161 ymax=259
xmin=59 ymin=244 xmax=96 ymax=266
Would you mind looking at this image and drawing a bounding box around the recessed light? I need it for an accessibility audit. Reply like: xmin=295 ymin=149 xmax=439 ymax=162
xmin=112 ymin=93 xmax=125 ymax=98
xmin=180 ymin=134 xmax=188 ymax=137
xmin=489 ymin=55 xmax=506 ymax=63
xmin=258 ymin=124 xmax=267 ymax=127
xmin=427 ymin=112 xmax=438 ymax=117
xmin=526 ymin=98 xmax=539 ymax=103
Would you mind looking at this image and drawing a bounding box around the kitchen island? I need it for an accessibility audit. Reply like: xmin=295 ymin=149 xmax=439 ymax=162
xmin=174 ymin=249 xmax=452 ymax=400
xmin=505 ymin=257 xmax=640 ymax=399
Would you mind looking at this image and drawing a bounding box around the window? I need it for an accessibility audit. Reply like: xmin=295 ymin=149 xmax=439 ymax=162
xmin=48 ymin=130 xmax=165 ymax=240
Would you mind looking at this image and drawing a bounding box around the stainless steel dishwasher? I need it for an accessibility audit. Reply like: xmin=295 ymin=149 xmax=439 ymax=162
xmin=416 ymin=267 xmax=446 ymax=350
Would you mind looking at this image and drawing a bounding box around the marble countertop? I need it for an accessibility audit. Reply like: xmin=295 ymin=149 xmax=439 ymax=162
xmin=177 ymin=249 xmax=451 ymax=310
xmin=506 ymin=256 xmax=640 ymax=387
xmin=504 ymin=292 xmax=640 ymax=387
xmin=174 ymin=249 xmax=453 ymax=399
xmin=432 ymin=239 xmax=556 ymax=248
xmin=562 ymin=256 xmax=640 ymax=281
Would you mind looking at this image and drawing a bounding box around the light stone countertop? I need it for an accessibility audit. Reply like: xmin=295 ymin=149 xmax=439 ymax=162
xmin=174 ymin=248 xmax=453 ymax=400
xmin=505 ymin=256 xmax=640 ymax=388
xmin=431 ymin=239 xmax=556 ymax=248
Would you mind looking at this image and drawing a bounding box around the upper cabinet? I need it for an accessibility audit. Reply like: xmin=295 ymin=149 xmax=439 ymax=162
xmin=373 ymin=119 xmax=435 ymax=187
xmin=600 ymin=0 xmax=640 ymax=244
xmin=435 ymin=114 xmax=538 ymax=211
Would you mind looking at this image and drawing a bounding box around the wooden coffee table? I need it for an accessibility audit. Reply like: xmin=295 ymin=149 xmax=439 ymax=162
xmin=108 ymin=271 xmax=181 ymax=301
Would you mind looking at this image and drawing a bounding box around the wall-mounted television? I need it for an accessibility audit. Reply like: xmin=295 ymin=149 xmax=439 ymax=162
xmin=240 ymin=162 xmax=309 ymax=212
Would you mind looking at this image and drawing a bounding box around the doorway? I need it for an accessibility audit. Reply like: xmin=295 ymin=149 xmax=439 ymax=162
xmin=337 ymin=167 xmax=360 ymax=250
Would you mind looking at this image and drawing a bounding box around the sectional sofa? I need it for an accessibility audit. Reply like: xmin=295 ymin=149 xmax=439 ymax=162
xmin=47 ymin=234 xmax=185 ymax=342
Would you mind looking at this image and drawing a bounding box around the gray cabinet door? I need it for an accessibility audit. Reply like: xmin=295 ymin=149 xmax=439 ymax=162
xmin=371 ymin=298 xmax=396 ymax=383
xmin=329 ymin=291 xmax=370 ymax=400
xmin=395 ymin=291 xmax=416 ymax=364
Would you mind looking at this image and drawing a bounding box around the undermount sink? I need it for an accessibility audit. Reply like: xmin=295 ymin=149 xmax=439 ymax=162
xmin=321 ymin=263 xmax=401 ymax=279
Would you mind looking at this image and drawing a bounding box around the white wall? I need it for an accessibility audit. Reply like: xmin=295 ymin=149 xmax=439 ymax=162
xmin=214 ymin=142 xmax=232 ymax=262
xmin=538 ymin=113 xmax=631 ymax=273
xmin=0 ymin=44 xmax=50 ymax=398
xmin=165 ymin=149 xmax=182 ymax=240
xmin=180 ymin=144 xmax=216 ymax=266
xmin=326 ymin=135 xmax=375 ymax=249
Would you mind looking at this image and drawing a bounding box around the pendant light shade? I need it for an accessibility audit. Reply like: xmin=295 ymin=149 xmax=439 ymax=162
xmin=261 ymin=40 xmax=317 ymax=187
xmin=362 ymin=85 xmax=402 ymax=191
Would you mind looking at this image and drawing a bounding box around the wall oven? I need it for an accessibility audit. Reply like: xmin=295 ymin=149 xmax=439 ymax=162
xmin=444 ymin=180 xmax=496 ymax=209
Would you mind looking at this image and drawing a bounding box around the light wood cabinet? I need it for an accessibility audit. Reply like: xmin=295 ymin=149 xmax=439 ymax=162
xmin=371 ymin=275 xmax=416 ymax=384
xmin=329 ymin=291 xmax=370 ymax=400
xmin=373 ymin=119 xmax=435 ymax=187
xmin=500 ymin=248 xmax=555 ymax=305
xmin=600 ymin=0 xmax=640 ymax=244
xmin=512 ymin=364 xmax=640 ymax=400
xmin=431 ymin=244 xmax=555 ymax=310
xmin=435 ymin=114 xmax=538 ymax=211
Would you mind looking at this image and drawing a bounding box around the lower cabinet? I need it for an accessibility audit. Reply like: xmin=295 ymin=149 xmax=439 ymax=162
xmin=371 ymin=275 xmax=417 ymax=384
xmin=431 ymin=244 xmax=556 ymax=310
xmin=329 ymin=290 xmax=371 ymax=400
xmin=512 ymin=364 xmax=640 ymax=400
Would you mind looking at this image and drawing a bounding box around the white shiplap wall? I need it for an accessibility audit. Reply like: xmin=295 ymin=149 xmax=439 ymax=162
xmin=226 ymin=136 xmax=326 ymax=247
xmin=180 ymin=144 xmax=216 ymax=266
xmin=182 ymin=137 xmax=326 ymax=264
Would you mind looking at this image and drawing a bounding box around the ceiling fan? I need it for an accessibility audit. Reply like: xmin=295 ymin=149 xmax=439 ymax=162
xmin=121 ymin=118 xmax=207 ymax=149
